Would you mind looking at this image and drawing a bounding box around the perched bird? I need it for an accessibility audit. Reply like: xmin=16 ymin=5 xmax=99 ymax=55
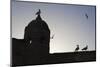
xmin=82 ymin=45 xmax=88 ymax=51
xmin=50 ymin=34 xmax=55 ymax=39
xmin=36 ymin=9 xmax=41 ymax=15
xmin=75 ymin=45 xmax=79 ymax=51
xmin=85 ymin=13 xmax=88 ymax=19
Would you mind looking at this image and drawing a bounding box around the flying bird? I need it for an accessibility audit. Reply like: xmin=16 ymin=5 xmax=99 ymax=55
xmin=75 ymin=45 xmax=79 ymax=52
xmin=85 ymin=13 xmax=88 ymax=19
xmin=50 ymin=34 xmax=55 ymax=39
xmin=82 ymin=45 xmax=88 ymax=51
xmin=36 ymin=9 xmax=41 ymax=15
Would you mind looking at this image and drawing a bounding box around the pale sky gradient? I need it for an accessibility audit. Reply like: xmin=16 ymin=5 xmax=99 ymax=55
xmin=12 ymin=0 xmax=96 ymax=53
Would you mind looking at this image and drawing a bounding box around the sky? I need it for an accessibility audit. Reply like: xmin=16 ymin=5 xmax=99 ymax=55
xmin=12 ymin=0 xmax=96 ymax=53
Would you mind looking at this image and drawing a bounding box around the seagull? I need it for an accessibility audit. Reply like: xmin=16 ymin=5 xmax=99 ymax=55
xmin=75 ymin=45 xmax=79 ymax=52
xmin=85 ymin=13 xmax=88 ymax=19
xmin=50 ymin=34 xmax=55 ymax=39
xmin=82 ymin=45 xmax=88 ymax=51
xmin=36 ymin=9 xmax=41 ymax=15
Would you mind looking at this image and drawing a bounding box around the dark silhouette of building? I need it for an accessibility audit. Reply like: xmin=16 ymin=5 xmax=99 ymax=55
xmin=12 ymin=9 xmax=50 ymax=66
xmin=12 ymin=10 xmax=96 ymax=66
xmin=23 ymin=9 xmax=50 ymax=63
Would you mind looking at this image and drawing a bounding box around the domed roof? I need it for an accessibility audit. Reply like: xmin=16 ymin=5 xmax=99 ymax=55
xmin=26 ymin=14 xmax=50 ymax=32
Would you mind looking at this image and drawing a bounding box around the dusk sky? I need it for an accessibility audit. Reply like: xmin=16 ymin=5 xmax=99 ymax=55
xmin=12 ymin=0 xmax=96 ymax=53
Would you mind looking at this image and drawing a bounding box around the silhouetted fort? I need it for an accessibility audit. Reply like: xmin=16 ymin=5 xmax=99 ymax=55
xmin=12 ymin=10 xmax=96 ymax=66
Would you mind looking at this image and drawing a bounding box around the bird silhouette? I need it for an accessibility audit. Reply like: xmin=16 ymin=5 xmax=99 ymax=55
xmin=85 ymin=13 xmax=88 ymax=19
xmin=82 ymin=45 xmax=88 ymax=51
xmin=50 ymin=34 xmax=55 ymax=39
xmin=36 ymin=9 xmax=41 ymax=15
xmin=75 ymin=45 xmax=79 ymax=52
